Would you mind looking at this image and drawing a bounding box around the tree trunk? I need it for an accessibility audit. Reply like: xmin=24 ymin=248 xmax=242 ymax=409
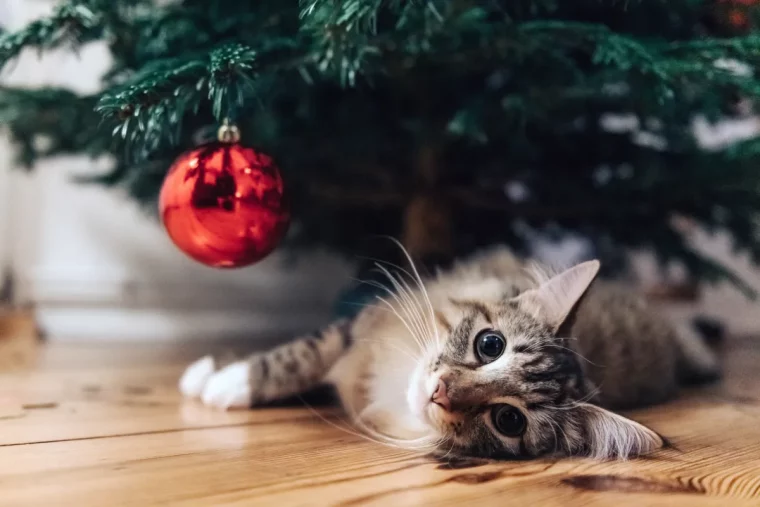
xmin=401 ymin=141 xmax=452 ymax=265
xmin=401 ymin=193 xmax=452 ymax=263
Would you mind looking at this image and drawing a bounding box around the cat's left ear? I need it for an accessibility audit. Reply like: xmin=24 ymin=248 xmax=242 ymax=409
xmin=573 ymin=403 xmax=665 ymax=459
xmin=514 ymin=260 xmax=600 ymax=332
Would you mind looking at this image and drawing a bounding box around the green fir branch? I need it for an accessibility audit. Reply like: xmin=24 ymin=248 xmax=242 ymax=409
xmin=2 ymin=0 xmax=760 ymax=292
xmin=0 ymin=3 xmax=101 ymax=66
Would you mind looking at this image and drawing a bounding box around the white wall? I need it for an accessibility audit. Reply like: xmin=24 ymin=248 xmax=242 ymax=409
xmin=0 ymin=0 xmax=353 ymax=340
xmin=0 ymin=1 xmax=14 ymax=295
xmin=0 ymin=144 xmax=9 ymax=299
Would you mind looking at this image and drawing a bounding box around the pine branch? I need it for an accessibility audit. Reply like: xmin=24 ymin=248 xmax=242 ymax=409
xmin=0 ymin=87 xmax=105 ymax=165
xmin=0 ymin=1 xmax=153 ymax=68
xmin=0 ymin=4 xmax=100 ymax=66
xmin=97 ymin=41 xmax=303 ymax=153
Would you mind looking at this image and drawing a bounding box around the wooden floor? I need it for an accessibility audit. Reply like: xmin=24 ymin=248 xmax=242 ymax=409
xmin=2 ymin=313 xmax=760 ymax=506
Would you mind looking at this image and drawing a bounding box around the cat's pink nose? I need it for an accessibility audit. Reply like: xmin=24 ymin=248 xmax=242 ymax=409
xmin=431 ymin=378 xmax=451 ymax=411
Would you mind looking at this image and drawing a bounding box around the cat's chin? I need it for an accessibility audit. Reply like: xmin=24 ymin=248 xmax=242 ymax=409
xmin=406 ymin=363 xmax=436 ymax=423
xmin=405 ymin=365 xmax=455 ymax=439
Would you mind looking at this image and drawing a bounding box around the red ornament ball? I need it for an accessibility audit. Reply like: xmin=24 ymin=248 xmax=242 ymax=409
xmin=159 ymin=142 xmax=289 ymax=268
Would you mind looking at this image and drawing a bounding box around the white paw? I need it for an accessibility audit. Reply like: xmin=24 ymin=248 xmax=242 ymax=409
xmin=179 ymin=356 xmax=216 ymax=398
xmin=201 ymin=361 xmax=252 ymax=410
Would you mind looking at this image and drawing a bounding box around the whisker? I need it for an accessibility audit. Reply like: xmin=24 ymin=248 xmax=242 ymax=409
xmin=543 ymin=385 xmax=603 ymax=411
xmin=357 ymin=255 xmax=427 ymax=294
xmin=387 ymin=269 xmax=436 ymax=347
xmin=439 ymin=435 xmax=457 ymax=461
xmin=355 ymin=276 xmax=428 ymax=352
xmin=347 ymin=405 xmax=444 ymax=451
xmin=376 ymin=295 xmax=429 ymax=354
xmin=541 ymin=342 xmax=602 ymax=367
xmin=396 ymin=274 xmax=441 ymax=351
xmin=360 ymin=254 xmax=439 ymax=349
xmin=546 ymin=417 xmax=561 ymax=456
xmin=386 ymin=238 xmax=442 ymax=349
xmin=361 ymin=273 xmax=427 ymax=346
xmin=312 ymin=402 xmax=442 ymax=452
xmin=356 ymin=336 xmax=420 ymax=361
xmin=295 ymin=399 xmax=401 ymax=450
xmin=559 ymin=424 xmax=572 ymax=455
xmin=374 ymin=264 xmax=433 ymax=351
xmin=357 ymin=251 xmax=436 ymax=305
xmin=337 ymin=299 xmax=396 ymax=315
xmin=553 ymin=418 xmax=572 ymax=455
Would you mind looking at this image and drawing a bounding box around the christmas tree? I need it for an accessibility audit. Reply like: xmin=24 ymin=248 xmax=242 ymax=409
xmin=3 ymin=1 xmax=760 ymax=292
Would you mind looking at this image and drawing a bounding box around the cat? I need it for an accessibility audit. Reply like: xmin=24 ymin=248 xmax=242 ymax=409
xmin=180 ymin=247 xmax=719 ymax=460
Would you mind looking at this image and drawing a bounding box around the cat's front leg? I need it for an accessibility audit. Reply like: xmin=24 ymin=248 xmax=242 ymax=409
xmin=180 ymin=319 xmax=353 ymax=409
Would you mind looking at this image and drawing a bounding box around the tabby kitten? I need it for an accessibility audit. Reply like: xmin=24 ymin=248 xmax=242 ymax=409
xmin=180 ymin=248 xmax=719 ymax=460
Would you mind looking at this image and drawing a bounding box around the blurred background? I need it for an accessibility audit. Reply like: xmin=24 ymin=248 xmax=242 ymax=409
xmin=0 ymin=0 xmax=353 ymax=342
xmin=2 ymin=0 xmax=760 ymax=344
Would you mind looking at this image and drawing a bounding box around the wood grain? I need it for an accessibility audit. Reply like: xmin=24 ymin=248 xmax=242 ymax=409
xmin=1 ymin=316 xmax=760 ymax=506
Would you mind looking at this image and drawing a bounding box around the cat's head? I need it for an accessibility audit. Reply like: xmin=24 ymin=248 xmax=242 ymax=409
xmin=406 ymin=260 xmax=664 ymax=460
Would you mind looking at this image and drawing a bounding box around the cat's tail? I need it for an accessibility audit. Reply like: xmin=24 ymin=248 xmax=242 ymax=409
xmin=691 ymin=316 xmax=726 ymax=348
xmin=673 ymin=319 xmax=722 ymax=385
xmin=179 ymin=318 xmax=353 ymax=409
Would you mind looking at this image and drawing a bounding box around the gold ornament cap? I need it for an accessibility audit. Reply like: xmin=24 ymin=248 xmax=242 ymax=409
xmin=217 ymin=119 xmax=241 ymax=144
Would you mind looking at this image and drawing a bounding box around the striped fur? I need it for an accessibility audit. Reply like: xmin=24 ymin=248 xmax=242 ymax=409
xmin=181 ymin=247 xmax=718 ymax=460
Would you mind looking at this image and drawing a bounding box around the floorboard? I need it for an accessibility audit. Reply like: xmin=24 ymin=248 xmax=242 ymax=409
xmin=1 ymin=313 xmax=760 ymax=506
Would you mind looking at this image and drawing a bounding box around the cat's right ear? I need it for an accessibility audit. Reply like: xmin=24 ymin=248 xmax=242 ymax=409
xmin=513 ymin=260 xmax=600 ymax=332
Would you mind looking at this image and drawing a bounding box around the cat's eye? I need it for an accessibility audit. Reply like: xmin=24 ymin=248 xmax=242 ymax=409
xmin=475 ymin=330 xmax=505 ymax=362
xmin=491 ymin=404 xmax=527 ymax=437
